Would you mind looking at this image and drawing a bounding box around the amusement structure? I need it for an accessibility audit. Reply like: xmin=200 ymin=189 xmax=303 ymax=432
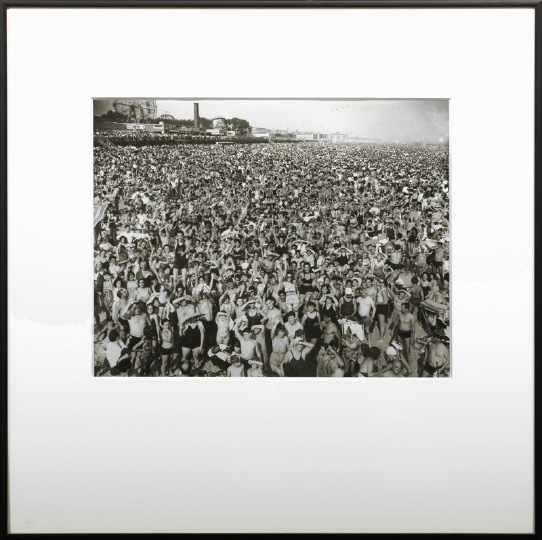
xmin=112 ymin=100 xmax=158 ymax=123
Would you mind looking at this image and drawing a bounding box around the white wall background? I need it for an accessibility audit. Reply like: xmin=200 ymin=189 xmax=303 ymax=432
xmin=7 ymin=8 xmax=534 ymax=533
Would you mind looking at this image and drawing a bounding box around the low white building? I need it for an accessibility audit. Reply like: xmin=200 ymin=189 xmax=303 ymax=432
xmin=206 ymin=128 xmax=227 ymax=136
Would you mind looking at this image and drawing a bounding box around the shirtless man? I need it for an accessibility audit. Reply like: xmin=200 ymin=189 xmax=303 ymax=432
xmin=415 ymin=247 xmax=428 ymax=277
xmin=420 ymin=336 xmax=450 ymax=377
xmin=356 ymin=289 xmax=376 ymax=342
xmin=233 ymin=320 xmax=261 ymax=366
xmin=406 ymin=237 xmax=420 ymax=274
xmin=431 ymin=241 xmax=446 ymax=280
xmin=121 ymin=300 xmax=150 ymax=363
xmin=251 ymin=325 xmax=269 ymax=371
xmin=195 ymin=291 xmax=214 ymax=348
xmin=388 ymin=244 xmax=403 ymax=271
xmin=393 ymin=304 xmax=415 ymax=360
xmin=377 ymin=359 xmax=406 ymax=378
xmin=321 ymin=313 xmax=342 ymax=351
xmin=375 ymin=346 xmax=411 ymax=377
xmin=262 ymin=296 xmax=283 ymax=355
xmin=265 ymin=274 xmax=282 ymax=304
xmin=364 ymin=276 xmax=378 ymax=303
xmin=269 ymin=322 xmax=289 ymax=376
xmin=429 ymin=282 xmax=447 ymax=306
xmin=174 ymin=296 xmax=196 ymax=331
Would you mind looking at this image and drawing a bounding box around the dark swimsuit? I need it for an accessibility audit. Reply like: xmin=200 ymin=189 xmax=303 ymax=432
xmin=303 ymin=312 xmax=321 ymax=339
xmin=174 ymin=241 xmax=188 ymax=270
xmin=246 ymin=312 xmax=263 ymax=329
xmin=397 ymin=329 xmax=412 ymax=340
xmin=299 ymin=273 xmax=314 ymax=294
xmin=182 ymin=325 xmax=201 ymax=349
xmin=340 ymin=298 xmax=356 ymax=318
xmin=424 ymin=362 xmax=438 ymax=375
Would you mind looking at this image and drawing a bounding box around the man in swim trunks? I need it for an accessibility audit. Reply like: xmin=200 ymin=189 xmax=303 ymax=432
xmin=393 ymin=304 xmax=415 ymax=361
xmin=233 ymin=320 xmax=262 ymax=369
xmin=356 ymin=289 xmax=375 ymax=339
xmin=388 ymin=244 xmax=403 ymax=270
xmin=419 ymin=336 xmax=450 ymax=377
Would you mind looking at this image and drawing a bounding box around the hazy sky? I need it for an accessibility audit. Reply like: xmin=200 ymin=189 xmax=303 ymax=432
xmin=94 ymin=99 xmax=449 ymax=143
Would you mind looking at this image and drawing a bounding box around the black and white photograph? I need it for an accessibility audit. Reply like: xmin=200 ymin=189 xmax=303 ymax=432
xmin=93 ymin=99 xmax=450 ymax=378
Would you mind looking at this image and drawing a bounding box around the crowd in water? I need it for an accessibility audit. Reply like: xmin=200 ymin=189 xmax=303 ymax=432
xmin=93 ymin=136 xmax=450 ymax=377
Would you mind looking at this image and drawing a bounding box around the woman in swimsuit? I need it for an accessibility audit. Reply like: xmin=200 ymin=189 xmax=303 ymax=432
xmin=135 ymin=278 xmax=151 ymax=304
xmin=215 ymin=311 xmax=231 ymax=346
xmin=125 ymin=271 xmax=138 ymax=301
xmin=283 ymin=339 xmax=316 ymax=377
xmin=145 ymin=303 xmax=161 ymax=339
xmin=283 ymin=272 xmax=300 ymax=313
xmin=298 ymin=262 xmax=316 ymax=306
xmin=320 ymin=294 xmax=339 ymax=323
xmin=173 ymin=233 xmax=190 ymax=287
xmin=232 ymin=294 xmax=247 ymax=321
xmin=300 ymin=302 xmax=321 ymax=345
xmin=243 ymin=300 xmax=267 ymax=329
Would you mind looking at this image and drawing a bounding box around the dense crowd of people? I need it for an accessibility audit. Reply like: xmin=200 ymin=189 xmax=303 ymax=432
xmin=93 ymin=135 xmax=450 ymax=378
xmin=95 ymin=130 xmax=275 ymax=147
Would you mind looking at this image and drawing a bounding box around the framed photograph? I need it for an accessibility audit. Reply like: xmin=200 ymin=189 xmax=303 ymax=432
xmin=4 ymin=2 xmax=538 ymax=534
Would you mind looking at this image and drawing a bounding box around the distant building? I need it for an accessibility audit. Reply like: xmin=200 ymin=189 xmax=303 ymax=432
xmin=206 ymin=128 xmax=227 ymax=136
xmin=126 ymin=122 xmax=165 ymax=133
xmin=270 ymin=129 xmax=290 ymax=136
xmin=295 ymin=132 xmax=317 ymax=140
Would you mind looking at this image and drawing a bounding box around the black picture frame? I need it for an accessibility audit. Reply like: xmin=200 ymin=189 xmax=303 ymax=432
xmin=1 ymin=0 xmax=540 ymax=535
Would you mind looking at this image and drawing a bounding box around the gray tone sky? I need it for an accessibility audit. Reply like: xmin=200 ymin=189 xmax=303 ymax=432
xmin=94 ymin=99 xmax=449 ymax=143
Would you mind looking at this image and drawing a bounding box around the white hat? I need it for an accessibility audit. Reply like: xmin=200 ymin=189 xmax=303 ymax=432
xmin=345 ymin=287 xmax=353 ymax=296
xmin=386 ymin=346 xmax=397 ymax=356
xmin=391 ymin=341 xmax=403 ymax=351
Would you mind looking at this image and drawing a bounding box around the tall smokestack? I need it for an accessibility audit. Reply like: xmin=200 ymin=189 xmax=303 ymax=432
xmin=194 ymin=103 xmax=199 ymax=128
